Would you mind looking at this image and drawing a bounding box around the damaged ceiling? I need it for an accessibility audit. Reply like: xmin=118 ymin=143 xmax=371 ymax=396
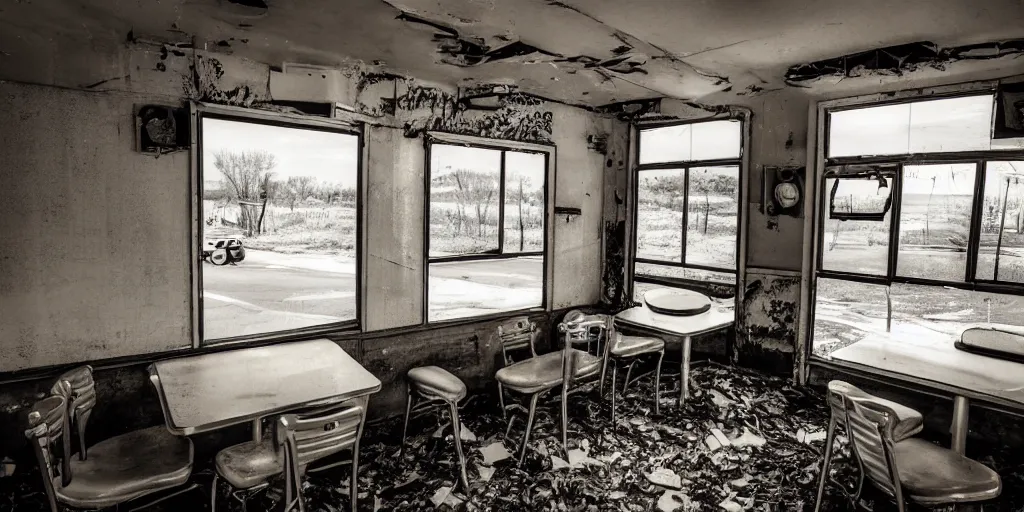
xmin=2 ymin=0 xmax=1024 ymax=106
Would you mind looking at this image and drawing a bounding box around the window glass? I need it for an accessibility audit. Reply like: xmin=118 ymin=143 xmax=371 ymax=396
xmin=976 ymin=161 xmax=1024 ymax=283
xmin=428 ymin=145 xmax=501 ymax=257
xmin=427 ymin=144 xmax=547 ymax=322
xmin=685 ymin=166 xmax=739 ymax=269
xmin=820 ymin=176 xmax=893 ymax=276
xmin=634 ymin=263 xmax=735 ymax=285
xmin=692 ymin=120 xmax=742 ymax=160
xmin=200 ymin=117 xmax=359 ymax=341
xmin=636 ymin=169 xmax=684 ymax=262
xmin=896 ymin=164 xmax=976 ymax=281
xmin=829 ymin=95 xmax=995 ymax=157
xmin=503 ymin=151 xmax=545 ymax=253
xmin=638 ymin=125 xmax=691 ymax=164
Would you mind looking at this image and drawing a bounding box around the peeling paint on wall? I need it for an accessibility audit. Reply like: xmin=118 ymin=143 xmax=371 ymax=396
xmin=182 ymin=54 xmax=266 ymax=107
xmin=396 ymin=84 xmax=554 ymax=143
xmin=602 ymin=219 xmax=631 ymax=307
xmin=737 ymin=273 xmax=800 ymax=374
xmin=785 ymin=39 xmax=1024 ymax=85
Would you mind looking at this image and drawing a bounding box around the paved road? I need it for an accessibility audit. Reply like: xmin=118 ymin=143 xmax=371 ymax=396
xmin=202 ymin=250 xmax=543 ymax=338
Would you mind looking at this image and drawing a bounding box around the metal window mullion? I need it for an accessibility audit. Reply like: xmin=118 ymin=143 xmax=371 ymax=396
xmin=887 ymin=164 xmax=904 ymax=283
xmin=965 ymin=160 xmax=987 ymax=283
xmin=498 ymin=150 xmax=506 ymax=254
xmin=681 ymin=166 xmax=690 ymax=265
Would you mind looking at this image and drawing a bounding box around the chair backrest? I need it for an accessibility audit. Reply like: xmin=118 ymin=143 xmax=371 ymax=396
xmin=842 ymin=395 xmax=905 ymax=507
xmin=24 ymin=396 xmax=70 ymax=512
xmin=558 ymin=312 xmax=608 ymax=391
xmin=497 ymin=316 xmax=539 ymax=363
xmin=277 ymin=404 xmax=365 ymax=511
xmin=49 ymin=366 xmax=96 ymax=460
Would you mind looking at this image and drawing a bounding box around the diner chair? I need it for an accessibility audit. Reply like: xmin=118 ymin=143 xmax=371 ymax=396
xmin=400 ymin=366 xmax=470 ymax=490
xmin=212 ymin=402 xmax=365 ymax=512
xmin=24 ymin=395 xmax=194 ymax=512
xmin=841 ymin=395 xmax=1001 ymax=511
xmin=602 ymin=320 xmax=666 ymax=422
xmin=494 ymin=311 xmax=603 ymax=465
xmin=495 ymin=316 xmax=541 ymax=419
xmin=812 ymin=380 xmax=923 ymax=511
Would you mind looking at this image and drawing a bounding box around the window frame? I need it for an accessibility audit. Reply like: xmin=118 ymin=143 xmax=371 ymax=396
xmin=631 ymin=118 xmax=745 ymax=290
xmin=191 ymin=103 xmax=364 ymax=348
xmin=422 ymin=133 xmax=553 ymax=325
xmin=807 ymin=88 xmax=1024 ymax=368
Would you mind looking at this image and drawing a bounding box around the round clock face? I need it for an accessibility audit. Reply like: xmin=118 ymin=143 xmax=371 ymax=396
xmin=775 ymin=182 xmax=800 ymax=209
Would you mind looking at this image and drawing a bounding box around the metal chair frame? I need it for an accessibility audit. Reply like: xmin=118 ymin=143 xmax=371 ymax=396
xmin=496 ymin=313 xmax=602 ymax=466
xmin=594 ymin=318 xmax=665 ymax=422
xmin=400 ymin=385 xmax=469 ymax=489
xmin=210 ymin=399 xmax=367 ymax=512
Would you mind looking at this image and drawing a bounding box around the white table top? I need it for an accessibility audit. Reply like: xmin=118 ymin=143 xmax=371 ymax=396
xmin=615 ymin=302 xmax=735 ymax=337
xmin=150 ymin=339 xmax=381 ymax=435
xmin=830 ymin=334 xmax=1024 ymax=411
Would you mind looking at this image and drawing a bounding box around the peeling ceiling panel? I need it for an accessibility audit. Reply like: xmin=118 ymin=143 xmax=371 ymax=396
xmin=2 ymin=0 xmax=1023 ymax=107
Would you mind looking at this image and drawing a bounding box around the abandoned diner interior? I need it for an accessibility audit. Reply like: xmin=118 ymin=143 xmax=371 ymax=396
xmin=2 ymin=1 xmax=1024 ymax=511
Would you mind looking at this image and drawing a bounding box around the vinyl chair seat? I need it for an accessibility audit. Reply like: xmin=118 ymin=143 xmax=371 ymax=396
xmin=827 ymin=381 xmax=923 ymax=442
xmin=495 ymin=349 xmax=601 ymax=394
xmin=56 ymin=426 xmax=193 ymax=509
xmin=894 ymin=438 xmax=1002 ymax=505
xmin=407 ymin=366 xmax=467 ymax=402
xmin=215 ymin=438 xmax=281 ymax=490
xmin=610 ymin=334 xmax=666 ymax=358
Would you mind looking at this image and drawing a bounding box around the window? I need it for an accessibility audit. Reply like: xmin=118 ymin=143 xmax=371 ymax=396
xmin=426 ymin=143 xmax=547 ymax=322
xmin=813 ymin=92 xmax=1024 ymax=358
xmin=199 ymin=116 xmax=360 ymax=342
xmin=634 ymin=119 xmax=742 ymax=290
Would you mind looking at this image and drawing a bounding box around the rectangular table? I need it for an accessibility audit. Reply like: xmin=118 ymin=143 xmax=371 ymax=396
xmin=615 ymin=303 xmax=735 ymax=406
xmin=830 ymin=334 xmax=1024 ymax=454
xmin=149 ymin=339 xmax=381 ymax=439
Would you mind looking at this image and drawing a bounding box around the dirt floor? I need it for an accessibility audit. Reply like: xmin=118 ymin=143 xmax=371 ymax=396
xmin=3 ymin=364 xmax=1022 ymax=511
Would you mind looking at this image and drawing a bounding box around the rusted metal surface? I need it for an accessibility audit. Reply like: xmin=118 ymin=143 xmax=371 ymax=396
xmin=738 ymin=273 xmax=800 ymax=375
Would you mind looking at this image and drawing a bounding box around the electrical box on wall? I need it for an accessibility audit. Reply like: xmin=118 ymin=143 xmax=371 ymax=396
xmin=762 ymin=166 xmax=805 ymax=217
xmin=135 ymin=104 xmax=189 ymax=155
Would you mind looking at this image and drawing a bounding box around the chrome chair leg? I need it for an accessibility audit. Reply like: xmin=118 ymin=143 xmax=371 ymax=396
xmin=210 ymin=473 xmax=218 ymax=512
xmin=814 ymin=416 xmax=838 ymax=512
xmin=400 ymin=392 xmax=414 ymax=458
xmin=654 ymin=350 xmax=664 ymax=415
xmin=623 ymin=360 xmax=637 ymax=394
xmin=448 ymin=402 xmax=470 ymax=490
xmin=518 ymin=393 xmax=540 ymax=466
xmin=497 ymin=383 xmax=507 ymax=420
xmin=560 ymin=385 xmax=569 ymax=457
xmin=610 ymin=362 xmax=618 ymax=423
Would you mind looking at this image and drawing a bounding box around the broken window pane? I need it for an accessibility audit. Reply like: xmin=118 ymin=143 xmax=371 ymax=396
xmin=976 ymin=161 xmax=1024 ymax=283
xmin=685 ymin=166 xmax=739 ymax=269
xmin=636 ymin=169 xmax=684 ymax=262
xmin=820 ymin=175 xmax=893 ymax=276
xmin=896 ymin=164 xmax=976 ymax=282
xmin=829 ymin=94 xmax=996 ymax=157
xmin=639 ymin=124 xmax=691 ymax=164
xmin=428 ymin=144 xmax=501 ymax=257
xmin=200 ymin=117 xmax=359 ymax=342
xmin=502 ymin=151 xmax=545 ymax=254
xmin=813 ymin=278 xmax=890 ymax=357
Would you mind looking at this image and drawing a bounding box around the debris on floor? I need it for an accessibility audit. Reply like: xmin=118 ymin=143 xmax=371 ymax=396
xmin=2 ymin=363 xmax=1023 ymax=511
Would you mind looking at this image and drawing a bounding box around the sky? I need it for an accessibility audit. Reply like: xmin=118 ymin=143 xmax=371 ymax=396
xmin=202 ymin=117 xmax=359 ymax=189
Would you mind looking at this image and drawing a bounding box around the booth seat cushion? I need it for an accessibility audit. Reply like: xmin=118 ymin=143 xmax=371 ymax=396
xmin=57 ymin=426 xmax=193 ymax=509
xmin=407 ymin=366 xmax=467 ymax=402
